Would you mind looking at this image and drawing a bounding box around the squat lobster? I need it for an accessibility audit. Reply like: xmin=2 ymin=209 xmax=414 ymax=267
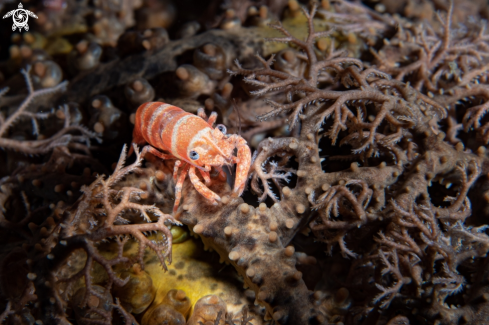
xmin=130 ymin=102 xmax=252 ymax=213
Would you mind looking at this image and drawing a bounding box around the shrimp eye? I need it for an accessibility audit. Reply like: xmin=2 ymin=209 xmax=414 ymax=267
xmin=216 ymin=124 xmax=227 ymax=134
xmin=189 ymin=151 xmax=199 ymax=160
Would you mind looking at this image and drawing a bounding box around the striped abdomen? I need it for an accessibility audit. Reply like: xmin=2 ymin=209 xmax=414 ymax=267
xmin=132 ymin=102 xmax=211 ymax=161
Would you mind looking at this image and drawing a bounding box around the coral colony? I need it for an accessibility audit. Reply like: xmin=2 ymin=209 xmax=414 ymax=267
xmin=2 ymin=0 xmax=489 ymax=324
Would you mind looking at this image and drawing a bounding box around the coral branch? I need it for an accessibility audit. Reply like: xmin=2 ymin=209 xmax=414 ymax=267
xmin=0 ymin=67 xmax=99 ymax=154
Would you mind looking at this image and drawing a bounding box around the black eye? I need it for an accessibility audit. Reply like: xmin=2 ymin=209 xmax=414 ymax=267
xmin=216 ymin=124 xmax=227 ymax=134
xmin=189 ymin=151 xmax=199 ymax=160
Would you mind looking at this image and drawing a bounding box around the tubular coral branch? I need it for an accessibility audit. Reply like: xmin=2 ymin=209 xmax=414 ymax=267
xmin=67 ymin=144 xmax=179 ymax=268
xmin=230 ymin=4 xmax=446 ymax=154
xmin=249 ymin=137 xmax=298 ymax=202
xmin=230 ymin=2 xmax=489 ymax=313
xmin=311 ymin=180 xmax=372 ymax=224
xmin=373 ymin=249 xmax=406 ymax=308
xmin=30 ymin=144 xmax=179 ymax=323
xmin=0 ymin=67 xmax=100 ymax=154
xmin=318 ymin=0 xmax=396 ymax=38
xmin=0 ymin=67 xmax=67 ymax=138
xmin=369 ymin=1 xmax=489 ymax=146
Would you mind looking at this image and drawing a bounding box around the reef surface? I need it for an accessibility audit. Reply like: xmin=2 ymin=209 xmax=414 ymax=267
xmin=1 ymin=0 xmax=489 ymax=324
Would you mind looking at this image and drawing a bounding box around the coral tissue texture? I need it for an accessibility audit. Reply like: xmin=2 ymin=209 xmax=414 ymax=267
xmin=2 ymin=0 xmax=489 ymax=325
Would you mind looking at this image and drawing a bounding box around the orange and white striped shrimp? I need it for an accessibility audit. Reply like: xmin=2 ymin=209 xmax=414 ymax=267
xmin=131 ymin=102 xmax=251 ymax=213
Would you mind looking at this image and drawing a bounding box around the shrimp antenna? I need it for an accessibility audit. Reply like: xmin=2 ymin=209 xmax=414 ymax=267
xmin=232 ymin=99 xmax=242 ymax=136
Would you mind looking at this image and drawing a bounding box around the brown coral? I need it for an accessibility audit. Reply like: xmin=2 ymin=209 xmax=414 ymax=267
xmin=2 ymin=0 xmax=489 ymax=324
xmin=0 ymin=145 xmax=178 ymax=324
xmin=0 ymin=67 xmax=98 ymax=154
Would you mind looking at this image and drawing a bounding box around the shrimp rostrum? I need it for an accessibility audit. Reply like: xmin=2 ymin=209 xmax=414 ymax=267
xmin=131 ymin=102 xmax=252 ymax=213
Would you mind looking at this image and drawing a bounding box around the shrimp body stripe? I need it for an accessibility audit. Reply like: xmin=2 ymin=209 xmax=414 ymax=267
xmin=172 ymin=115 xmax=211 ymax=162
xmin=136 ymin=102 xmax=212 ymax=164
xmin=157 ymin=105 xmax=188 ymax=151
xmin=170 ymin=115 xmax=192 ymax=160
xmin=138 ymin=102 xmax=173 ymax=148
xmin=148 ymin=103 xmax=171 ymax=141
xmin=139 ymin=102 xmax=158 ymax=139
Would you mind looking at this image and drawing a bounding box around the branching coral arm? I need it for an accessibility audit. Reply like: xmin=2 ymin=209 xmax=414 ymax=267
xmin=0 ymin=67 xmax=67 ymax=137
xmin=0 ymin=68 xmax=99 ymax=153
